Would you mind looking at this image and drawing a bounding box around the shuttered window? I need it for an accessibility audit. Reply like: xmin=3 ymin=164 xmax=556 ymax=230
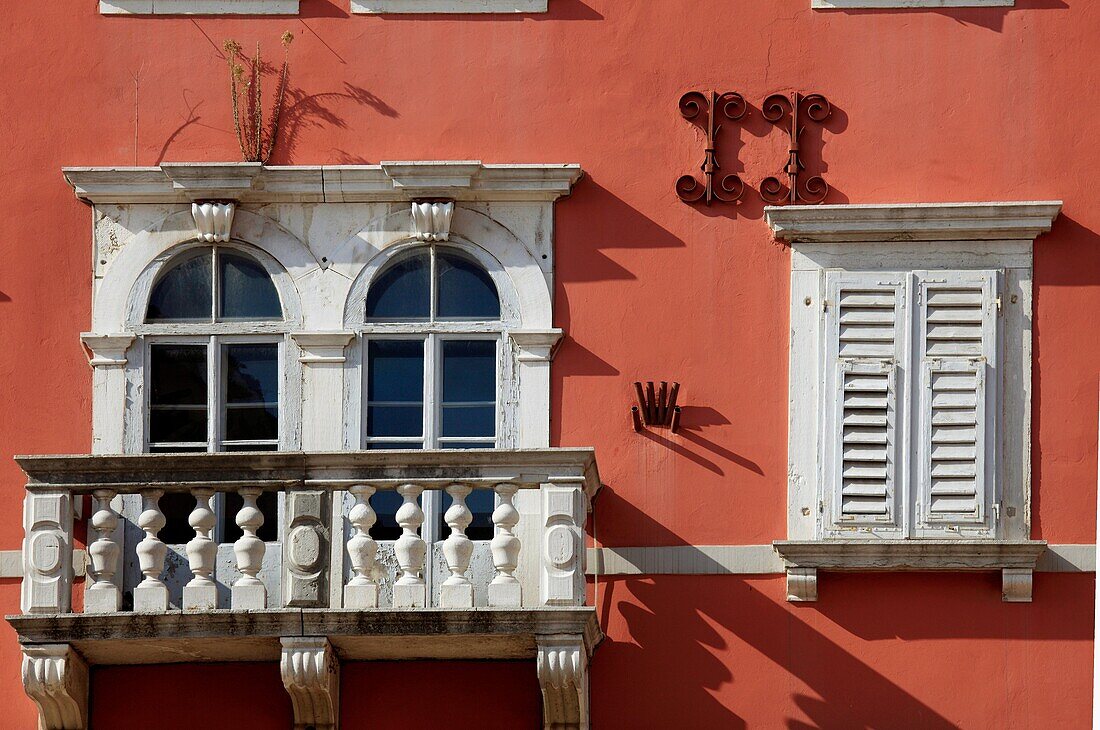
xmin=822 ymin=269 xmax=1000 ymax=539
xmin=823 ymin=274 xmax=907 ymax=536
xmin=914 ymin=270 xmax=998 ymax=535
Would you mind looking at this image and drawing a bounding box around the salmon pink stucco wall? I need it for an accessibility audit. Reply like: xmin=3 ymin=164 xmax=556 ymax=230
xmin=0 ymin=0 xmax=1096 ymax=727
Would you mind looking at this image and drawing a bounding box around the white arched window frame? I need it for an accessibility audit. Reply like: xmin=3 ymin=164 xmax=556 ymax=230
xmin=125 ymin=240 xmax=303 ymax=456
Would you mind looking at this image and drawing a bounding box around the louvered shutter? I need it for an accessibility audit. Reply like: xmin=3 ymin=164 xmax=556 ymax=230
xmin=822 ymin=273 xmax=907 ymax=536
xmin=914 ymin=270 xmax=999 ymax=536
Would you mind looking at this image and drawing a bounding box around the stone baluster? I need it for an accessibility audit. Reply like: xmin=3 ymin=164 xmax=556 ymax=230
xmin=441 ymin=484 xmax=475 ymax=608
xmin=85 ymin=490 xmax=120 ymax=613
xmin=489 ymin=483 xmax=522 ymax=607
xmin=392 ymin=484 xmax=426 ymax=608
xmin=232 ymin=488 xmax=267 ymax=609
xmin=134 ymin=490 xmax=169 ymax=613
xmin=344 ymin=485 xmax=379 ymax=609
xmin=183 ymin=489 xmax=217 ymax=611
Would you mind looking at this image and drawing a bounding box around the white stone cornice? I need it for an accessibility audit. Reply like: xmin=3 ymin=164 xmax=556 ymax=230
xmin=291 ymin=332 xmax=356 ymax=364
xmin=80 ymin=334 xmax=135 ymax=367
xmin=280 ymin=637 xmax=339 ymax=730
xmin=63 ymin=162 xmax=584 ymax=205
xmin=765 ymin=201 xmax=1063 ymax=243
xmin=21 ymin=644 xmax=88 ymax=730
xmin=510 ymin=329 xmax=564 ymax=362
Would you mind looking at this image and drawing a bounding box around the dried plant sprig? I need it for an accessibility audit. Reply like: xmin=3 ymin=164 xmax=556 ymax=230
xmin=223 ymin=33 xmax=293 ymax=163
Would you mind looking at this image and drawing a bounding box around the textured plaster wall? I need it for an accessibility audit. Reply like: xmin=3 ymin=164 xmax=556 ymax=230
xmin=0 ymin=0 xmax=1096 ymax=726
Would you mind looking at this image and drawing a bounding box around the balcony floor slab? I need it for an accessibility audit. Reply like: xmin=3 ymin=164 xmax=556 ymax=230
xmin=7 ymin=607 xmax=602 ymax=665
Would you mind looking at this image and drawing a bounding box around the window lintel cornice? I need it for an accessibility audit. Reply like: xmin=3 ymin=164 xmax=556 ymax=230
xmin=63 ymin=161 xmax=584 ymax=205
xmin=765 ymin=201 xmax=1063 ymax=243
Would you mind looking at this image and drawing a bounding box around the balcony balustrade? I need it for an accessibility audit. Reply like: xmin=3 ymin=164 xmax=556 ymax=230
xmin=9 ymin=449 xmax=602 ymax=730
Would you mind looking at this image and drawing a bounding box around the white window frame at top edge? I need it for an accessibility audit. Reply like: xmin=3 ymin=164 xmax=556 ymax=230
xmin=100 ymin=0 xmax=299 ymax=15
xmin=812 ymin=0 xmax=1012 ymax=8
xmin=351 ymin=0 xmax=547 ymax=13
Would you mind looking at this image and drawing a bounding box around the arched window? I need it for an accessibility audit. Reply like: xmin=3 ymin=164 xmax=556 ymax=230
xmin=143 ymin=246 xmax=285 ymax=542
xmin=362 ymin=245 xmax=502 ymax=541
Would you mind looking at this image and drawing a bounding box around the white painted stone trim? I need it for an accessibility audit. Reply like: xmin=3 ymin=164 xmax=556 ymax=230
xmin=536 ymin=634 xmax=589 ymax=730
xmin=766 ymin=201 xmax=1062 ymax=242
xmin=585 ymin=544 xmax=1095 ymax=575
xmin=280 ymin=637 xmax=339 ymax=730
xmin=352 ymin=0 xmax=547 ymax=12
xmin=64 ymin=162 xmax=583 ymax=204
xmin=21 ymin=644 xmax=88 ymax=730
xmin=812 ymin=0 xmax=1011 ymax=7
xmin=101 ymin=0 xmax=299 ymax=14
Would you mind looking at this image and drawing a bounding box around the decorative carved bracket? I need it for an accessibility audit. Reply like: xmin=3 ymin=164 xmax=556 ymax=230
xmin=411 ymin=200 xmax=455 ymax=242
xmin=280 ymin=637 xmax=340 ymax=730
xmin=761 ymin=92 xmax=832 ymax=205
xmin=192 ymin=201 xmax=236 ymax=243
xmin=631 ymin=381 xmax=681 ymax=433
xmin=676 ymin=91 xmax=746 ymax=205
xmin=80 ymin=333 xmax=134 ymax=368
xmin=22 ymin=644 xmax=88 ymax=730
xmin=510 ymin=329 xmax=565 ymax=363
xmin=537 ymin=635 xmax=589 ymax=730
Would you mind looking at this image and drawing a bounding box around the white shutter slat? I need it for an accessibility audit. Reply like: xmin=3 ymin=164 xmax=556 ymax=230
xmin=915 ymin=270 xmax=998 ymax=536
xmin=823 ymin=273 xmax=906 ymax=535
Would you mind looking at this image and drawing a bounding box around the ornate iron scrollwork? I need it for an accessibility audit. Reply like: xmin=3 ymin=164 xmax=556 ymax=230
xmin=761 ymin=92 xmax=832 ymax=205
xmin=676 ymin=91 xmax=747 ymax=205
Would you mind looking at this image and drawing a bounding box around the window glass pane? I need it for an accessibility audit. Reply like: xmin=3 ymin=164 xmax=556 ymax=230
xmin=157 ymin=492 xmax=197 ymax=544
xmin=149 ymin=344 xmax=208 ymax=446
xmin=440 ymin=488 xmax=495 ymax=541
xmin=441 ymin=340 xmax=496 ymax=439
xmin=222 ymin=491 xmax=278 ymax=543
xmin=369 ymin=490 xmax=404 ymax=541
xmin=367 ymin=340 xmax=424 ymax=439
xmin=367 ymin=442 xmax=423 ymax=450
xmin=219 ymin=252 xmax=282 ymax=320
xmin=147 ymin=253 xmax=212 ymax=322
xmin=437 ymin=251 xmax=500 ymax=320
xmin=366 ymin=252 xmax=430 ymax=320
xmin=224 ymin=344 xmax=279 ymax=443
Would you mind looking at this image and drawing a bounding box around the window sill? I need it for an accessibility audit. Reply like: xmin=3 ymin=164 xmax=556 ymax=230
xmin=351 ymin=0 xmax=547 ymax=12
xmin=100 ymin=0 xmax=298 ymax=14
xmin=773 ymin=539 xmax=1047 ymax=603
xmin=812 ymin=0 xmax=1011 ymax=8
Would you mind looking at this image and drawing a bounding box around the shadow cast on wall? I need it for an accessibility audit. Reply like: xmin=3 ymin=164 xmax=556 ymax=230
xmin=590 ymin=492 xmax=1092 ymax=729
xmin=817 ymin=0 xmax=1067 ymax=33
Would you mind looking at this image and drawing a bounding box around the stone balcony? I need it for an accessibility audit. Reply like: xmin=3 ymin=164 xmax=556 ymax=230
xmin=9 ymin=449 xmax=602 ymax=730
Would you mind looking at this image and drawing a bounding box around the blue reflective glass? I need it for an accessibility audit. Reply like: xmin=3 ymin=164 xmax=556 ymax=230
xmin=441 ymin=340 xmax=495 ymax=439
xmin=440 ymin=488 xmax=495 ymax=541
xmin=367 ymin=340 xmax=424 ymax=438
xmin=149 ymin=344 xmax=208 ymax=445
xmin=147 ymin=254 xmax=212 ymax=322
xmin=436 ymin=252 xmax=500 ymax=320
xmin=441 ymin=340 xmax=496 ymax=403
xmin=366 ymin=252 xmax=430 ymax=320
xmin=369 ymin=490 xmax=404 ymax=541
xmin=220 ymin=252 xmax=282 ymax=320
xmin=368 ymin=341 xmax=424 ymax=402
xmin=367 ymin=406 xmax=423 ymax=438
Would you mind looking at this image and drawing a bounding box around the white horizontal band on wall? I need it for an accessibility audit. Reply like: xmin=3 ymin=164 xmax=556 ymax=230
xmin=812 ymin=0 xmax=1012 ymax=8
xmin=0 ymin=550 xmax=87 ymax=578
xmin=587 ymin=545 xmax=1096 ymax=576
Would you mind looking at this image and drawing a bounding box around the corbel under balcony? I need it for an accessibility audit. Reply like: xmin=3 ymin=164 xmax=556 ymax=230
xmin=63 ymin=161 xmax=583 ymax=205
xmin=773 ymin=540 xmax=1048 ymax=603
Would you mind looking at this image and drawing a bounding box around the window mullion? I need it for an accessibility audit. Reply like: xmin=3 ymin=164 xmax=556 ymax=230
xmin=425 ymin=333 xmax=438 ymax=449
xmin=210 ymin=335 xmax=222 ymax=453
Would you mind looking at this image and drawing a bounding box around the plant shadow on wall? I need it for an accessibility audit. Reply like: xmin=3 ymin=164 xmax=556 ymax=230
xmin=159 ymin=28 xmax=399 ymax=166
xmin=590 ymin=491 xmax=1088 ymax=729
xmin=676 ymin=95 xmax=849 ymax=221
xmin=824 ymin=0 xmax=1067 ymax=33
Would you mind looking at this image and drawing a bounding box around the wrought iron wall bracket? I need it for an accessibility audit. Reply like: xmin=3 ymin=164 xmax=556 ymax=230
xmin=632 ymin=381 xmax=681 ymax=433
xmin=676 ymin=91 xmax=747 ymax=205
xmin=761 ymin=92 xmax=832 ymax=205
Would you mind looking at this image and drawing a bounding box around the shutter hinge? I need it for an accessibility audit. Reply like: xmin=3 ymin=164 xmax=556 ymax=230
xmin=822 ymin=299 xmax=829 ymax=312
xmin=819 ymin=500 xmax=825 ymax=514
xmin=915 ymin=502 xmax=922 ymax=524
xmin=992 ymin=502 xmax=1002 ymax=522
xmin=995 ymin=296 xmax=1003 ymax=316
